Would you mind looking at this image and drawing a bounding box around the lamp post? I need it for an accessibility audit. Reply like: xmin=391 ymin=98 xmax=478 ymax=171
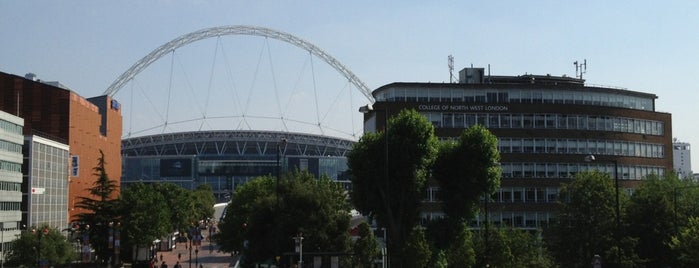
xmin=276 ymin=137 xmax=287 ymax=263
xmin=359 ymin=104 xmax=390 ymax=266
xmin=189 ymin=226 xmax=193 ymax=268
xmin=195 ymin=248 xmax=199 ymax=268
xmin=585 ymin=154 xmax=620 ymax=266
xmin=293 ymin=233 xmax=303 ymax=267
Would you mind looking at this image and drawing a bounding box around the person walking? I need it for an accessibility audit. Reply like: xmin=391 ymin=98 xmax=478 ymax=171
xmin=160 ymin=261 xmax=168 ymax=268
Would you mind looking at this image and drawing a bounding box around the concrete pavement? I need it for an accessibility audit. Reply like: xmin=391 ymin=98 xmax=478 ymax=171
xmin=156 ymin=236 xmax=238 ymax=268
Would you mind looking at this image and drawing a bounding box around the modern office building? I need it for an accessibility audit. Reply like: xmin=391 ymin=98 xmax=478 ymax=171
xmin=673 ymin=139 xmax=692 ymax=179
xmin=23 ymin=135 xmax=70 ymax=229
xmin=0 ymin=71 xmax=123 ymax=225
xmin=361 ymin=67 xmax=673 ymax=229
xmin=121 ymin=130 xmax=353 ymax=201
xmin=0 ymin=110 xmax=24 ymax=263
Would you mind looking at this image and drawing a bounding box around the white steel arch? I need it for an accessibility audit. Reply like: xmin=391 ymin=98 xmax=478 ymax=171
xmin=104 ymin=25 xmax=375 ymax=103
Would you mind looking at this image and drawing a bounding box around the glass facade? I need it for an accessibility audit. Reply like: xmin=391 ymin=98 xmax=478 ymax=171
xmin=24 ymin=136 xmax=70 ymax=230
xmin=377 ymin=87 xmax=654 ymax=111
xmin=121 ymin=131 xmax=352 ymax=202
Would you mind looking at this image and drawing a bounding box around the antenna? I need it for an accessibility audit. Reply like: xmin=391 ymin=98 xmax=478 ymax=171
xmin=448 ymin=55 xmax=455 ymax=83
xmin=573 ymin=59 xmax=587 ymax=79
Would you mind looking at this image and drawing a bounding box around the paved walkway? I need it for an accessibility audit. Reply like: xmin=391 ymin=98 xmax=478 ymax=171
xmin=156 ymin=236 xmax=239 ymax=268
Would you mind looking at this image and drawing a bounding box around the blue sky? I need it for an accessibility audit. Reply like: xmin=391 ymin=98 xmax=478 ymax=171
xmin=2 ymin=1 xmax=698 ymax=170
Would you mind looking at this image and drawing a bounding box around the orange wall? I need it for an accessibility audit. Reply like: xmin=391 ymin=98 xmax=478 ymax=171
xmin=68 ymin=93 xmax=122 ymax=221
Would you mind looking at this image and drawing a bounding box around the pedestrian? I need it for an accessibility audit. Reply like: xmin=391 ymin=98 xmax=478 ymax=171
xmin=160 ymin=261 xmax=168 ymax=268
xmin=174 ymin=261 xmax=182 ymax=268
xmin=178 ymin=253 xmax=181 ymax=261
xmin=199 ymin=264 xmax=203 ymax=268
xmin=160 ymin=254 xmax=164 ymax=262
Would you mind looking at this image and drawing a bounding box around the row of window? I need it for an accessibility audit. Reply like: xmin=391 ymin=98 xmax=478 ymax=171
xmin=0 ymin=119 xmax=22 ymax=135
xmin=0 ymin=139 xmax=22 ymax=154
xmin=423 ymin=112 xmax=664 ymax=136
xmin=425 ymin=186 xmax=561 ymax=204
xmin=421 ymin=211 xmax=556 ymax=229
xmin=0 ymin=181 xmax=21 ymax=192
xmin=501 ymin=162 xmax=665 ymax=180
xmin=0 ymin=161 xmax=21 ymax=173
xmin=378 ymin=87 xmax=654 ymax=111
xmin=0 ymin=201 xmax=21 ymax=211
xmin=498 ymin=138 xmax=665 ymax=158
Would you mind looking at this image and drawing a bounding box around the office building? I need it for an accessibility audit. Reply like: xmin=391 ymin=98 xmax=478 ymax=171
xmin=673 ymin=139 xmax=692 ymax=179
xmin=361 ymin=67 xmax=673 ymax=229
xmin=0 ymin=110 xmax=24 ymax=263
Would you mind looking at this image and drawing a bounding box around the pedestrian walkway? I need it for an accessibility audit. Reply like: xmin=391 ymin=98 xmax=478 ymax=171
xmin=156 ymin=235 xmax=238 ymax=268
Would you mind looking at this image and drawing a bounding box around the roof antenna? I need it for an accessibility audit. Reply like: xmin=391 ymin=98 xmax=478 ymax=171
xmin=448 ymin=55 xmax=455 ymax=83
xmin=574 ymin=59 xmax=587 ymax=79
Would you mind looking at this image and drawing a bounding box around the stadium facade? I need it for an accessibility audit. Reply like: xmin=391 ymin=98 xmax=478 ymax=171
xmin=120 ymin=130 xmax=353 ymax=201
xmin=361 ymin=67 xmax=673 ymax=230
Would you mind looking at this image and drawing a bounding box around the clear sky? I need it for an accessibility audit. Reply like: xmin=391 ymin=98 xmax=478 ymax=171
xmin=2 ymin=1 xmax=698 ymax=171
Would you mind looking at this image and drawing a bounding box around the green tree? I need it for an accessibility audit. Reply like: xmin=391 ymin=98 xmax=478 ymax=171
xmin=551 ymin=170 xmax=620 ymax=267
xmin=625 ymin=172 xmax=696 ymax=267
xmin=5 ymin=225 xmax=76 ymax=267
xmin=215 ymin=171 xmax=351 ymax=266
xmin=445 ymin=222 xmax=476 ymax=267
xmin=352 ymin=222 xmax=380 ymax=267
xmin=192 ymin=184 xmax=216 ymax=223
xmin=669 ymin=216 xmax=699 ymax=267
xmin=347 ymin=109 xmax=438 ymax=266
xmin=402 ymin=227 xmax=432 ymax=268
xmin=433 ymin=124 xmax=501 ymax=222
xmin=473 ymin=227 xmax=556 ymax=268
xmin=118 ymin=182 xmax=171 ymax=261
xmin=74 ymin=149 xmax=120 ymax=263
xmin=153 ymin=182 xmax=196 ymax=232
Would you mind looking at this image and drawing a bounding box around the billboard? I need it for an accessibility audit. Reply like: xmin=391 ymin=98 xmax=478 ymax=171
xmin=160 ymin=158 xmax=193 ymax=177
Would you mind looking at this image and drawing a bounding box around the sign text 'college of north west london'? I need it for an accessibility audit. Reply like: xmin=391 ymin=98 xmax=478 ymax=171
xmin=418 ymin=104 xmax=509 ymax=112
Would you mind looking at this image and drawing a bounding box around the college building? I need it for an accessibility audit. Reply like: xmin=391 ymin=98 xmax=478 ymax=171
xmin=361 ymin=67 xmax=673 ymax=229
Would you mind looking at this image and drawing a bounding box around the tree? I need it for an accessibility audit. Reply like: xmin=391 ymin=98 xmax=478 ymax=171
xmin=551 ymin=170 xmax=620 ymax=267
xmin=433 ymin=124 xmax=501 ymax=222
xmin=5 ymin=225 xmax=76 ymax=267
xmin=347 ymin=109 xmax=438 ymax=266
xmin=192 ymin=184 xmax=216 ymax=223
xmin=445 ymin=222 xmax=476 ymax=267
xmin=153 ymin=182 xmax=196 ymax=232
xmin=625 ymin=172 xmax=696 ymax=267
xmin=118 ymin=182 xmax=171 ymax=261
xmin=669 ymin=216 xmax=699 ymax=267
xmin=352 ymin=222 xmax=380 ymax=267
xmin=74 ymin=149 xmax=120 ymax=263
xmin=215 ymin=171 xmax=351 ymax=266
xmin=474 ymin=227 xmax=556 ymax=268
xmin=402 ymin=227 xmax=432 ymax=268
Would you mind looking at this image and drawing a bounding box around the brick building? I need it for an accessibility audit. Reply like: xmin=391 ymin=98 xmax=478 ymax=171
xmin=0 ymin=71 xmax=122 ymax=224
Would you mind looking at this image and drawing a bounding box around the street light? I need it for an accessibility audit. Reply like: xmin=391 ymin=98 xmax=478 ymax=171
xmin=584 ymin=154 xmax=621 ymax=266
xmin=276 ymin=137 xmax=287 ymax=263
xmin=293 ymin=233 xmax=304 ymax=267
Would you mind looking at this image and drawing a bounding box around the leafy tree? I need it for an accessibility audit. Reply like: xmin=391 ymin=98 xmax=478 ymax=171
xmin=153 ymin=182 xmax=196 ymax=232
xmin=433 ymin=124 xmax=501 ymax=222
xmin=625 ymin=172 xmax=697 ymax=267
xmin=192 ymin=184 xmax=216 ymax=223
xmin=402 ymin=227 xmax=432 ymax=268
xmin=669 ymin=216 xmax=699 ymax=267
xmin=74 ymin=149 xmax=120 ymax=263
xmin=445 ymin=222 xmax=476 ymax=267
xmin=551 ymin=170 xmax=620 ymax=267
xmin=473 ymin=227 xmax=556 ymax=268
xmin=5 ymin=225 xmax=76 ymax=267
xmin=352 ymin=222 xmax=380 ymax=267
xmin=118 ymin=182 xmax=171 ymax=261
xmin=348 ymin=109 xmax=438 ymax=266
xmin=215 ymin=171 xmax=351 ymax=266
